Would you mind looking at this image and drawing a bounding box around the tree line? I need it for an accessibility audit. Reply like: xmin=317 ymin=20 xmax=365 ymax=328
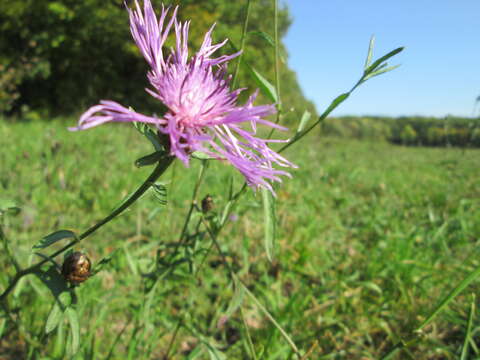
xmin=323 ymin=116 xmax=480 ymax=147
xmin=0 ymin=0 xmax=317 ymax=122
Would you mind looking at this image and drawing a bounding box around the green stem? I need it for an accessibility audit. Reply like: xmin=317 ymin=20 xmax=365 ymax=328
xmin=232 ymin=0 xmax=252 ymax=89
xmin=168 ymin=160 xmax=208 ymax=262
xmin=268 ymin=0 xmax=282 ymax=139
xmin=273 ymin=0 xmax=281 ymax=113
xmin=0 ymin=157 xmax=174 ymax=302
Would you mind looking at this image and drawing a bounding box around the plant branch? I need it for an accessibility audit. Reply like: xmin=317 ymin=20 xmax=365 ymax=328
xmin=0 ymin=157 xmax=174 ymax=302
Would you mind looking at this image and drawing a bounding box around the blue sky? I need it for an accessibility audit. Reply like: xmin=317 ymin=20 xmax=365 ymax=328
xmin=283 ymin=0 xmax=480 ymax=117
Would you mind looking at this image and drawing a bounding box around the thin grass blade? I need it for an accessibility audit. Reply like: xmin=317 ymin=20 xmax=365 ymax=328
xmin=460 ymin=293 xmax=476 ymax=360
xmin=416 ymin=264 xmax=480 ymax=331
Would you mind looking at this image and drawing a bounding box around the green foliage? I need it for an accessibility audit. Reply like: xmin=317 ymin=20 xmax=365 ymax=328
xmin=400 ymin=124 xmax=417 ymax=145
xmin=1 ymin=120 xmax=480 ymax=358
xmin=323 ymin=115 xmax=480 ymax=147
xmin=0 ymin=0 xmax=316 ymax=121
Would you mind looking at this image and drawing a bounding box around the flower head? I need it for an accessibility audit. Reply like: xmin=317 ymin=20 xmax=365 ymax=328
xmin=71 ymin=0 xmax=295 ymax=193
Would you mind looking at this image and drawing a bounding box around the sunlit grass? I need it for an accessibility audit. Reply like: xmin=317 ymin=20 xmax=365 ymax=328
xmin=1 ymin=119 xmax=479 ymax=359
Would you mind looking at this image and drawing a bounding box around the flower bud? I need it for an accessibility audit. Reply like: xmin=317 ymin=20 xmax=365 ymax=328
xmin=62 ymin=252 xmax=91 ymax=285
xmin=201 ymin=194 xmax=214 ymax=213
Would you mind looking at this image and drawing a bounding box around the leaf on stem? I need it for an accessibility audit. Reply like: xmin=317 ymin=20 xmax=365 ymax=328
xmin=365 ymin=65 xmax=401 ymax=81
xmin=364 ymin=46 xmax=404 ymax=76
xmin=262 ymin=188 xmax=276 ymax=262
xmin=248 ymin=31 xmax=275 ymax=47
xmin=33 ymin=230 xmax=77 ymax=250
xmin=135 ymin=150 xmax=168 ymax=167
xmin=66 ymin=307 xmax=80 ymax=356
xmin=364 ymin=35 xmax=375 ymax=70
xmin=191 ymin=151 xmax=216 ymax=160
xmin=45 ymin=291 xmax=71 ymax=334
xmin=133 ymin=121 xmax=164 ymax=152
xmin=296 ymin=110 xmax=312 ymax=134
xmin=243 ymin=63 xmax=278 ymax=103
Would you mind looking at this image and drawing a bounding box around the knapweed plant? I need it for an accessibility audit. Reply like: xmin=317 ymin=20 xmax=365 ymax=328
xmin=0 ymin=0 xmax=405 ymax=358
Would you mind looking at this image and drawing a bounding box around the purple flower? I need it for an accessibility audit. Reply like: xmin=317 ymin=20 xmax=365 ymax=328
xmin=71 ymin=0 xmax=295 ymax=193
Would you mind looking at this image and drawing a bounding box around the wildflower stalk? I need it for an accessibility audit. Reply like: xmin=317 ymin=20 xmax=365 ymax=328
xmin=232 ymin=0 xmax=251 ymax=88
xmin=268 ymin=0 xmax=282 ymax=140
xmin=273 ymin=0 xmax=282 ymax=117
xmin=0 ymin=157 xmax=174 ymax=302
xmin=167 ymin=160 xmax=209 ymax=264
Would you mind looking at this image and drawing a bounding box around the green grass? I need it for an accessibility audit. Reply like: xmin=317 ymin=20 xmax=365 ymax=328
xmin=1 ymin=119 xmax=479 ymax=359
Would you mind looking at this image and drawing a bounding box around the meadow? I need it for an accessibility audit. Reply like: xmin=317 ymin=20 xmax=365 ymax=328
xmin=1 ymin=119 xmax=479 ymax=359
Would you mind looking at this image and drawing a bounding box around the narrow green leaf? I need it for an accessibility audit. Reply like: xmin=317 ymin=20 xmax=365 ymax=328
xmin=364 ymin=64 xmax=401 ymax=80
xmin=248 ymin=31 xmax=275 ymax=47
xmin=262 ymin=188 xmax=276 ymax=262
xmin=322 ymin=93 xmax=349 ymax=119
xmin=296 ymin=110 xmax=312 ymax=134
xmin=133 ymin=122 xmax=164 ymax=151
xmin=46 ymin=302 xmax=64 ymax=334
xmin=191 ymin=151 xmax=215 ymax=160
xmin=135 ymin=150 xmax=167 ymax=167
xmin=227 ymin=175 xmax=234 ymax=200
xmin=45 ymin=292 xmax=71 ymax=334
xmin=416 ymin=264 xmax=480 ymax=331
xmin=217 ymin=280 xmax=246 ymax=328
xmin=365 ymin=46 xmax=404 ymax=75
xmin=33 ymin=230 xmax=77 ymax=250
xmin=220 ymin=200 xmax=233 ymax=226
xmin=53 ymin=319 xmax=66 ymax=358
xmin=243 ymin=63 xmax=278 ymax=103
xmin=123 ymin=244 xmax=138 ymax=276
xmin=280 ymin=93 xmax=349 ymax=154
xmin=364 ymin=35 xmax=375 ymax=70
xmin=236 ymin=276 xmax=300 ymax=355
xmin=460 ymin=294 xmax=475 ymax=360
xmin=143 ymin=280 xmax=160 ymax=324
xmin=66 ymin=307 xmax=80 ymax=356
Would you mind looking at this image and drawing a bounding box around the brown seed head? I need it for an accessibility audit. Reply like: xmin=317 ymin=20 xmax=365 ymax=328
xmin=201 ymin=194 xmax=214 ymax=213
xmin=62 ymin=251 xmax=91 ymax=285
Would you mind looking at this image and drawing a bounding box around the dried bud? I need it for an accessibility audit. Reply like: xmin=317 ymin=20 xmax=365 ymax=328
xmin=62 ymin=252 xmax=91 ymax=285
xmin=201 ymin=194 xmax=214 ymax=213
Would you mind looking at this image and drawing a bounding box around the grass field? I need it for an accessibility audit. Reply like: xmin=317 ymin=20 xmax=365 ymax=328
xmin=1 ymin=119 xmax=479 ymax=359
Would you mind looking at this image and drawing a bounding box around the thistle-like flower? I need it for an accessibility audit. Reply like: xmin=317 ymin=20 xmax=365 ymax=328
xmin=71 ymin=0 xmax=295 ymax=193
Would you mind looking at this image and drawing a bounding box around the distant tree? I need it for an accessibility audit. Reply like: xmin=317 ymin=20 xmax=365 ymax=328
xmin=0 ymin=0 xmax=317 ymax=122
